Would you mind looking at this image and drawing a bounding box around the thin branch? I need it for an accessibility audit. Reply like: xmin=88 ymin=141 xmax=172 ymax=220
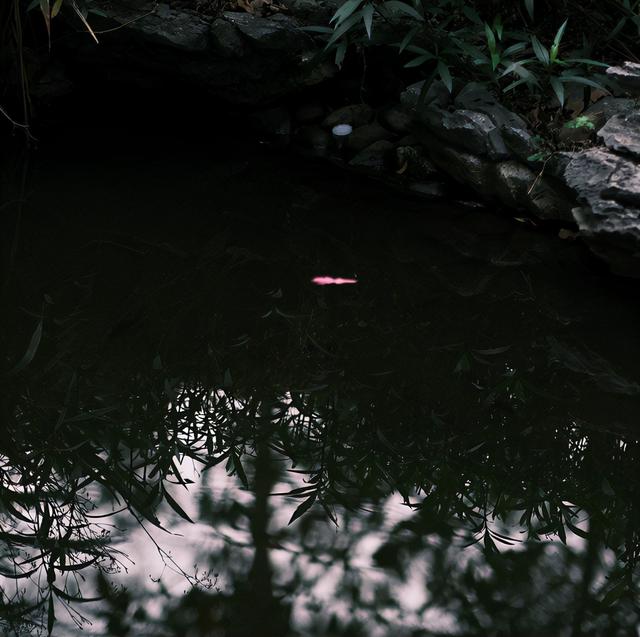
xmin=0 ymin=105 xmax=30 ymax=130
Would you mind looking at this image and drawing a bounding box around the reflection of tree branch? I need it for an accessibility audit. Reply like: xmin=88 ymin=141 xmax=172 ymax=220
xmin=0 ymin=105 xmax=29 ymax=130
xmin=129 ymin=509 xmax=215 ymax=591
xmin=247 ymin=437 xmax=278 ymax=628
xmin=570 ymin=524 xmax=599 ymax=637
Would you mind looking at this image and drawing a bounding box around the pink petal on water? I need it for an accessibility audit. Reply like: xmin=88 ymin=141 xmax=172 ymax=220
xmin=312 ymin=276 xmax=358 ymax=286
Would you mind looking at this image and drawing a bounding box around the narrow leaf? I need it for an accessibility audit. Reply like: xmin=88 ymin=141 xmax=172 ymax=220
xmin=384 ymin=0 xmax=423 ymax=21
xmin=6 ymin=319 xmax=43 ymax=376
xmin=163 ymin=488 xmax=194 ymax=523
xmin=362 ymin=4 xmax=374 ymax=39
xmin=288 ymin=493 xmax=317 ymax=525
xmin=437 ymin=61 xmax=453 ymax=92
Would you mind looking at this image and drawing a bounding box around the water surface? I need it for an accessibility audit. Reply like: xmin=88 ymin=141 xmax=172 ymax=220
xmin=1 ymin=125 xmax=640 ymax=636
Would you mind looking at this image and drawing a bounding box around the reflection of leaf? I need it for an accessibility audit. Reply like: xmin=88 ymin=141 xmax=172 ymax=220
xmin=288 ymin=493 xmax=316 ymax=525
xmin=431 ymin=267 xmax=494 ymax=297
xmin=473 ymin=345 xmax=511 ymax=356
xmin=454 ymin=353 xmax=471 ymax=374
xmin=602 ymin=478 xmax=615 ymax=497
xmin=164 ymin=487 xmax=194 ymax=523
xmin=601 ymin=578 xmax=628 ymax=607
xmin=47 ymin=594 xmax=55 ymax=636
xmin=546 ymin=337 xmax=640 ymax=395
xmin=483 ymin=531 xmax=499 ymax=556
xmin=5 ymin=319 xmax=43 ymax=376
xmin=231 ymin=451 xmax=249 ymax=489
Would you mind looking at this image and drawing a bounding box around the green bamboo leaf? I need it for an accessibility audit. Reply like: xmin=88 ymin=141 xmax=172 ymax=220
xmin=335 ymin=40 xmax=347 ymax=68
xmin=503 ymin=42 xmax=527 ymax=57
xmin=404 ymin=54 xmax=430 ymax=68
xmin=531 ymin=36 xmax=549 ymax=65
xmin=563 ymin=58 xmax=610 ymax=68
xmin=362 ymin=4 xmax=374 ymax=39
xmin=485 ymin=23 xmax=497 ymax=53
xmin=326 ymin=11 xmax=362 ymax=48
xmin=397 ymin=26 xmax=419 ymax=53
xmin=51 ymin=0 xmax=63 ymax=18
xmin=383 ymin=0 xmax=423 ymax=21
xmin=550 ymin=76 xmax=565 ymax=106
xmin=524 ymin=0 xmax=534 ymax=19
xmin=330 ymin=0 xmax=362 ymax=25
xmin=437 ymin=61 xmax=453 ymax=92
xmin=553 ymin=19 xmax=568 ymax=48
xmin=461 ymin=6 xmax=482 ymax=25
xmin=560 ymin=75 xmax=607 ymax=90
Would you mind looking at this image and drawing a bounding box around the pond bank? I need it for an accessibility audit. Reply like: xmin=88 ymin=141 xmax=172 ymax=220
xmin=25 ymin=0 xmax=640 ymax=278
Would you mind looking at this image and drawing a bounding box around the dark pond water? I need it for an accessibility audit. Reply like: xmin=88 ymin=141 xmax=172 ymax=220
xmin=1 ymin=117 xmax=640 ymax=636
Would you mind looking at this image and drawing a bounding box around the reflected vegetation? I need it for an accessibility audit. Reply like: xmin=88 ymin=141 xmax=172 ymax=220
xmin=1 ymin=135 xmax=640 ymax=635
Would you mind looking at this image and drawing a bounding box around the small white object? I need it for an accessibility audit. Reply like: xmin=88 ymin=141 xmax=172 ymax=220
xmin=331 ymin=124 xmax=353 ymax=137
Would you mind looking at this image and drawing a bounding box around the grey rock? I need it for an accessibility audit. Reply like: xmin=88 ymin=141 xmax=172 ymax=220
xmin=527 ymin=185 xmax=576 ymax=221
xmin=565 ymin=149 xmax=640 ymax=233
xmin=116 ymin=7 xmax=210 ymax=52
xmin=31 ymin=62 xmax=73 ymax=101
xmin=396 ymin=145 xmax=438 ymax=181
xmin=454 ymin=82 xmax=496 ymax=108
xmin=347 ymin=122 xmax=394 ymax=153
xmin=583 ymin=96 xmax=636 ymax=130
xmin=486 ymin=127 xmax=510 ymax=160
xmin=455 ymin=84 xmax=530 ymax=131
xmin=491 ymin=161 xmax=572 ymax=220
xmin=502 ymin=125 xmax=539 ymax=162
xmin=250 ymin=106 xmax=291 ymax=139
xmin=210 ymin=19 xmax=246 ymax=58
xmin=425 ymin=143 xmax=492 ymax=194
xmin=156 ymin=3 xmax=171 ymax=18
xmin=223 ymin=12 xmax=309 ymax=51
xmin=565 ymin=148 xmax=640 ymax=276
xmin=558 ymin=119 xmax=596 ymax=145
xmin=418 ymin=107 xmax=509 ymax=159
xmin=492 ymin=161 xmax=538 ymax=210
xmin=545 ymin=151 xmax=578 ymax=180
xmin=407 ymin=181 xmax=446 ymax=199
xmin=401 ymin=80 xmax=451 ymax=110
xmin=280 ymin=0 xmax=341 ymax=23
xmin=297 ymin=57 xmax=337 ymax=88
xmin=294 ymin=125 xmax=332 ymax=156
xmin=323 ymin=104 xmax=374 ymax=129
xmin=57 ymin=2 xmax=334 ymax=105
xmin=294 ymin=103 xmax=325 ymax=124
xmin=349 ymin=140 xmax=394 ymax=172
xmin=454 ymin=89 xmax=536 ymax=161
xmin=380 ymin=105 xmax=413 ymax=134
xmin=597 ymin=110 xmax=640 ymax=159
xmin=606 ymin=61 xmax=640 ymax=96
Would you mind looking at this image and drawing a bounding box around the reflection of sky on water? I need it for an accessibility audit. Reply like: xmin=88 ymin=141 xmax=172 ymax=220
xmin=102 ymin=466 xmax=452 ymax=635
xmin=4 ymin=131 xmax=640 ymax=635
xmin=50 ymin=390 xmax=595 ymax=636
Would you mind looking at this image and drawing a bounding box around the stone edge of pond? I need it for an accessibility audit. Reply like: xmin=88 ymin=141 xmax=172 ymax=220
xmin=262 ymin=73 xmax=640 ymax=279
xmin=32 ymin=1 xmax=640 ymax=278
